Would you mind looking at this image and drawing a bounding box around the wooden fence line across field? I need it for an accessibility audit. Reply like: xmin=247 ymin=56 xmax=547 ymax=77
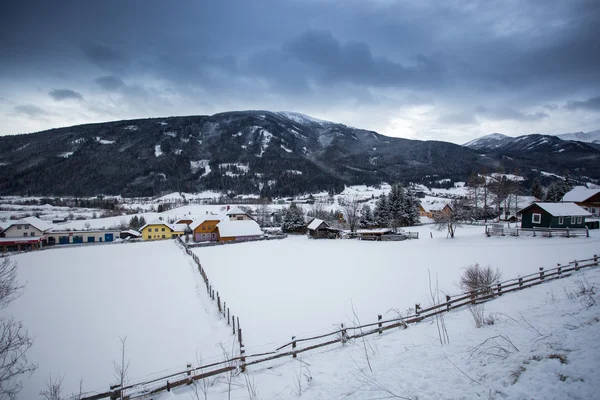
xmin=81 ymin=254 xmax=599 ymax=400
xmin=486 ymin=225 xmax=590 ymax=238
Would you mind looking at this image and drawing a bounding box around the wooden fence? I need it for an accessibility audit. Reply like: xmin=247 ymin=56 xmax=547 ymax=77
xmin=486 ymin=225 xmax=589 ymax=238
xmin=81 ymin=254 xmax=599 ymax=400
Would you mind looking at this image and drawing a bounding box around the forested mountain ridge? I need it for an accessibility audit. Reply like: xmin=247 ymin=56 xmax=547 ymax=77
xmin=0 ymin=111 xmax=598 ymax=197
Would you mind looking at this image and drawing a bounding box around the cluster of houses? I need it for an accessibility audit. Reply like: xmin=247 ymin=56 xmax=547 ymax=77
xmin=0 ymin=186 xmax=598 ymax=252
xmin=138 ymin=207 xmax=263 ymax=243
xmin=0 ymin=206 xmax=263 ymax=253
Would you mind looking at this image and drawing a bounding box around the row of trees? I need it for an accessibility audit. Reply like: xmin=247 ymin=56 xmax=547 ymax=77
xmin=281 ymin=183 xmax=421 ymax=233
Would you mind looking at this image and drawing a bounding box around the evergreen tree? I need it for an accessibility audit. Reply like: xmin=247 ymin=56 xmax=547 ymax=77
xmin=403 ymin=189 xmax=421 ymax=226
xmin=282 ymin=203 xmax=306 ymax=233
xmin=374 ymin=194 xmax=390 ymax=228
xmin=359 ymin=204 xmax=375 ymax=228
xmin=544 ymin=180 xmax=569 ymax=202
xmin=530 ymin=177 xmax=544 ymax=200
xmin=388 ymin=183 xmax=406 ymax=231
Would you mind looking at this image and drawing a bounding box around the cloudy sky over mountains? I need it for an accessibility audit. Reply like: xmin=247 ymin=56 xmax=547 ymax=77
xmin=1 ymin=0 xmax=599 ymax=143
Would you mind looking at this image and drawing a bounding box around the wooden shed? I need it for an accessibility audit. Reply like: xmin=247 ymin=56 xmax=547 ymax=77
xmin=307 ymin=218 xmax=339 ymax=239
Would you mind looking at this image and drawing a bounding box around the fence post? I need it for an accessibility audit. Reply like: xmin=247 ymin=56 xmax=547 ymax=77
xmin=292 ymin=336 xmax=297 ymax=357
xmin=217 ymin=293 xmax=221 ymax=313
xmin=446 ymin=295 xmax=451 ymax=311
xmin=518 ymin=277 xmax=523 ymax=289
xmin=497 ymin=283 xmax=502 ymax=296
xmin=415 ymin=303 xmax=420 ymax=317
xmin=227 ymin=307 xmax=230 ymax=325
xmin=237 ymin=317 xmax=242 ymax=344
xmin=574 ymin=261 xmax=579 ymax=271
xmin=240 ymin=344 xmax=246 ymax=373
xmin=232 ymin=314 xmax=236 ymax=335
xmin=539 ymin=267 xmax=544 ymax=280
xmin=187 ymin=363 xmax=192 ymax=376
xmin=586 ymin=227 xmax=589 ymax=238
xmin=340 ymin=323 xmax=349 ymax=343
xmin=378 ymin=314 xmax=382 ymax=334
xmin=595 ymin=254 xmax=598 ymax=265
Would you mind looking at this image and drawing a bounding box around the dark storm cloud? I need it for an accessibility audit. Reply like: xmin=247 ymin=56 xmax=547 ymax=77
xmin=94 ymin=76 xmax=126 ymax=91
xmin=0 ymin=0 xmax=599 ymax=137
xmin=475 ymin=106 xmax=548 ymax=122
xmin=81 ymin=43 xmax=129 ymax=72
xmin=565 ymin=96 xmax=600 ymax=111
xmin=49 ymin=89 xmax=83 ymax=101
xmin=13 ymin=104 xmax=49 ymax=118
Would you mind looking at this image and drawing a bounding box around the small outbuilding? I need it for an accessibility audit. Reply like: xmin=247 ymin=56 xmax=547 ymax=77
xmin=307 ymin=218 xmax=339 ymax=239
xmin=518 ymin=202 xmax=592 ymax=229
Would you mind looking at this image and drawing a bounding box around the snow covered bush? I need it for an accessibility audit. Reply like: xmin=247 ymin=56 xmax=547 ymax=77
xmin=460 ymin=263 xmax=502 ymax=293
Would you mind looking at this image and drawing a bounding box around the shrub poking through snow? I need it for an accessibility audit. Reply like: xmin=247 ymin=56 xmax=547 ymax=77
xmin=460 ymin=263 xmax=502 ymax=294
xmin=564 ymin=278 xmax=597 ymax=308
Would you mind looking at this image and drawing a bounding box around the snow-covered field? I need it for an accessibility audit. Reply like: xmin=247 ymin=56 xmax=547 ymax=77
xmin=160 ymin=265 xmax=600 ymax=399
xmin=193 ymin=225 xmax=600 ymax=354
xmin=3 ymin=241 xmax=233 ymax=399
xmin=2 ymin=219 xmax=599 ymax=399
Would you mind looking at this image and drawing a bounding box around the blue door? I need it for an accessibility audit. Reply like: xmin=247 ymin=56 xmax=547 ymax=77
xmin=73 ymin=236 xmax=83 ymax=244
xmin=87 ymin=237 xmax=95 ymax=243
xmin=59 ymin=236 xmax=69 ymax=244
xmin=104 ymin=233 xmax=114 ymax=242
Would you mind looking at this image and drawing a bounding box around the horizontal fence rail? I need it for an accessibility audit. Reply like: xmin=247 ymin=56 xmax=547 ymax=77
xmin=486 ymin=225 xmax=589 ymax=238
xmin=82 ymin=254 xmax=599 ymax=400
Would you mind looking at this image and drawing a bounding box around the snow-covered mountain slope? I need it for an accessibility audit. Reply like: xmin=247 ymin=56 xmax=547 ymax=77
xmin=556 ymin=129 xmax=600 ymax=144
xmin=463 ymin=133 xmax=513 ymax=150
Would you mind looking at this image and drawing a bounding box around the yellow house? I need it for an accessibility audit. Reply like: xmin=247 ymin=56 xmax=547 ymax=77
xmin=140 ymin=220 xmax=186 ymax=241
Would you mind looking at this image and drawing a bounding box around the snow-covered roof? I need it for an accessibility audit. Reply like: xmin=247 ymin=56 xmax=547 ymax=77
xmin=121 ymin=229 xmax=142 ymax=237
xmin=225 ymin=207 xmax=248 ymax=215
xmin=189 ymin=215 xmax=221 ymax=231
xmin=139 ymin=219 xmax=172 ymax=232
xmin=217 ymin=219 xmax=262 ymax=238
xmin=307 ymin=218 xmax=328 ymax=230
xmin=420 ymin=202 xmax=450 ymax=212
xmin=562 ymin=186 xmax=600 ymax=202
xmin=171 ymin=223 xmax=188 ymax=232
xmin=4 ymin=216 xmax=53 ymax=232
xmin=356 ymin=228 xmax=393 ymax=234
xmin=520 ymin=202 xmax=592 ymax=217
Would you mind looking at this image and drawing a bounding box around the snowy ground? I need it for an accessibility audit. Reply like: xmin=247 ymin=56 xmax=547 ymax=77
xmin=192 ymin=225 xmax=600 ymax=354
xmin=2 ymin=241 xmax=233 ymax=400
xmin=161 ymin=264 xmax=600 ymax=399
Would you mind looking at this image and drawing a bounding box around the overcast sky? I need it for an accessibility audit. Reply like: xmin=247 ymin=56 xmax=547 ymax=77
xmin=1 ymin=0 xmax=599 ymax=143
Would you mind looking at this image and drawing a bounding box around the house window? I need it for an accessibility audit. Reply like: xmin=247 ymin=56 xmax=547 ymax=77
xmin=162 ymin=228 xmax=165 ymax=232
xmin=202 ymin=225 xmax=206 ymax=231
xmin=17 ymin=225 xmax=21 ymax=229
xmin=30 ymin=232 xmax=35 ymax=236
xmin=24 ymin=225 xmax=29 ymax=229
xmin=575 ymin=217 xmax=582 ymax=224
xmin=155 ymin=228 xmax=159 ymax=232
xmin=532 ymin=213 xmax=541 ymax=224
xmin=237 ymin=216 xmax=244 ymax=220
xmin=23 ymin=232 xmax=27 ymax=237
xmin=591 ymin=207 xmax=597 ymax=215
xmin=558 ymin=217 xmax=564 ymax=225
xmin=162 ymin=234 xmax=165 ymax=238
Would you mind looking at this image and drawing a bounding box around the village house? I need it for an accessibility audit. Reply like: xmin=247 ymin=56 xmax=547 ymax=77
xmin=562 ymin=186 xmax=600 ymax=217
xmin=140 ymin=220 xmax=186 ymax=241
xmin=306 ymin=218 xmax=339 ymax=239
xmin=45 ymin=229 xmax=120 ymax=245
xmin=190 ymin=207 xmax=263 ymax=243
xmin=0 ymin=216 xmax=52 ymax=252
xmin=419 ymin=202 xmax=452 ymax=218
xmin=518 ymin=202 xmax=592 ymax=229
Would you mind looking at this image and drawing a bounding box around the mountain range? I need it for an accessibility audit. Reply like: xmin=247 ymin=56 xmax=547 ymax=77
xmin=0 ymin=111 xmax=599 ymax=197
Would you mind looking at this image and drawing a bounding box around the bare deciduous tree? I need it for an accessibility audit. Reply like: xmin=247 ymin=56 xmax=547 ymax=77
xmin=39 ymin=373 xmax=64 ymax=400
xmin=0 ymin=258 xmax=36 ymax=399
xmin=340 ymin=196 xmax=361 ymax=232
xmin=113 ymin=336 xmax=130 ymax=400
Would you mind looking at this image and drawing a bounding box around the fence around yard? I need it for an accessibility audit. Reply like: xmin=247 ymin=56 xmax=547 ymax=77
xmin=485 ymin=225 xmax=589 ymax=238
xmin=81 ymin=254 xmax=599 ymax=400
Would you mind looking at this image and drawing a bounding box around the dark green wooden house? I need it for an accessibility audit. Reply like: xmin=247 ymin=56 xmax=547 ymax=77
xmin=518 ymin=202 xmax=592 ymax=229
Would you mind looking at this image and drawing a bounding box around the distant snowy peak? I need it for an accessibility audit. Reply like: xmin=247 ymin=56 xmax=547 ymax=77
xmin=276 ymin=111 xmax=332 ymax=126
xmin=556 ymin=129 xmax=600 ymax=144
xmin=463 ymin=133 xmax=512 ymax=150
